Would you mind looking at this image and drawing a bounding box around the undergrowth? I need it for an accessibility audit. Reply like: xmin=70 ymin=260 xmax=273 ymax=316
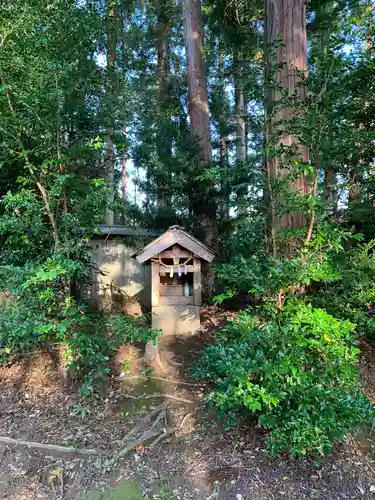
xmin=198 ymin=225 xmax=374 ymax=457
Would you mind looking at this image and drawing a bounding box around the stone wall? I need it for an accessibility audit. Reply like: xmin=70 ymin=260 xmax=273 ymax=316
xmin=89 ymin=239 xmax=151 ymax=315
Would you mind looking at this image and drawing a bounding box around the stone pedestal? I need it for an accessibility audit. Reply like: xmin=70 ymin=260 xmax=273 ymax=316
xmin=152 ymin=305 xmax=200 ymax=336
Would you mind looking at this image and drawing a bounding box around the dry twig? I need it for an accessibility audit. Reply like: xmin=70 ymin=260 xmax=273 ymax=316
xmin=60 ymin=467 xmax=64 ymax=500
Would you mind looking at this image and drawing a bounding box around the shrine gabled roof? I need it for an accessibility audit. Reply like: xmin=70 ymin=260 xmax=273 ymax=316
xmin=133 ymin=225 xmax=216 ymax=264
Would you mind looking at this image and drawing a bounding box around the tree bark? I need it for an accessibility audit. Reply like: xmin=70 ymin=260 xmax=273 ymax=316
xmin=264 ymin=0 xmax=310 ymax=254
xmin=182 ymin=0 xmax=218 ymax=254
xmin=367 ymin=0 xmax=374 ymax=53
xmin=219 ymin=43 xmax=229 ymax=221
xmin=234 ymin=49 xmax=248 ymax=214
xmin=121 ymin=120 xmax=126 ymax=201
xmin=156 ymin=0 xmax=172 ymax=210
xmin=317 ymin=2 xmax=337 ymax=218
xmin=183 ymin=0 xmax=212 ymax=166
xmin=234 ymin=49 xmax=246 ymax=164
xmin=105 ymin=0 xmax=117 ymax=225
xmin=348 ymin=1 xmax=373 ymax=208
xmin=323 ymin=167 xmax=338 ymax=216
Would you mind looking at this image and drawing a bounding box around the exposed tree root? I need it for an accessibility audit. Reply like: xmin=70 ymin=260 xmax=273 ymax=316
xmin=0 ymin=436 xmax=98 ymax=455
xmin=117 ymin=405 xmax=167 ymax=458
xmin=117 ymin=429 xmax=161 ymax=458
xmin=0 ymin=406 xmax=195 ymax=461
xmin=117 ymin=375 xmax=205 ymax=387
xmin=149 ymin=412 xmax=193 ymax=449
xmin=121 ymin=405 xmax=165 ymax=443
xmin=148 ymin=428 xmax=175 ymax=449
xmin=121 ymin=392 xmax=196 ymax=404
xmin=144 ymin=341 xmax=165 ymax=374
xmin=117 ymin=409 xmax=193 ymax=457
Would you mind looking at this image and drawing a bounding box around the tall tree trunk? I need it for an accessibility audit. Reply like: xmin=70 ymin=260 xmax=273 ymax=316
xmin=264 ymin=0 xmax=309 ymax=255
xmin=183 ymin=0 xmax=212 ymax=166
xmin=182 ymin=0 xmax=218 ymax=251
xmin=105 ymin=0 xmax=117 ymax=226
xmin=348 ymin=0 xmax=374 ymax=209
xmin=219 ymin=42 xmax=229 ymax=221
xmin=349 ymin=167 xmax=364 ymax=205
xmin=324 ymin=167 xmax=338 ymax=216
xmin=183 ymin=0 xmax=218 ymax=301
xmin=318 ymin=2 xmax=337 ymax=216
xmin=234 ymin=49 xmax=248 ymax=215
xmin=234 ymin=49 xmax=246 ymax=164
xmin=156 ymin=0 xmax=172 ymax=210
xmin=367 ymin=0 xmax=374 ymax=53
xmin=121 ymin=120 xmax=127 ymax=201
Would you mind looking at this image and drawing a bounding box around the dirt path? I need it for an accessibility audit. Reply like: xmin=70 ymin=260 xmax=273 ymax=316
xmin=0 ymin=327 xmax=375 ymax=499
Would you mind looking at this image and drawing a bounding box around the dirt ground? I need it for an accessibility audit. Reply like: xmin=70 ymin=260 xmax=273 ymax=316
xmin=1 ymin=310 xmax=375 ymax=500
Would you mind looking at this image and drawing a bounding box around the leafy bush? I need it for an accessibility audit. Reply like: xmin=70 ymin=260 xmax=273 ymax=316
xmin=59 ymin=308 xmax=159 ymax=394
xmin=0 ymin=298 xmax=58 ymax=361
xmin=214 ymin=224 xmax=354 ymax=308
xmin=0 ymin=258 xmax=159 ymax=394
xmin=312 ymin=240 xmax=375 ymax=339
xmin=197 ymin=303 xmax=372 ymax=456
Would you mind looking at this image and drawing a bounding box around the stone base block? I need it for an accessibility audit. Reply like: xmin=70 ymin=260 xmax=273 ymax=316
xmin=152 ymin=305 xmax=200 ymax=336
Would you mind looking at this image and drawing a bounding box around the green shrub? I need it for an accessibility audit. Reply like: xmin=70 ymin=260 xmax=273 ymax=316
xmin=0 ymin=298 xmax=58 ymax=362
xmin=213 ymin=224 xmax=354 ymax=309
xmin=197 ymin=303 xmax=372 ymax=456
xmin=0 ymin=173 xmax=157 ymax=395
xmin=0 ymin=261 xmax=159 ymax=394
xmin=312 ymin=240 xmax=375 ymax=339
xmin=59 ymin=309 xmax=159 ymax=394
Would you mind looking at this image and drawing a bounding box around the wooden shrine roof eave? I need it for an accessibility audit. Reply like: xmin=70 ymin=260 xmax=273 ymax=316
xmin=133 ymin=225 xmax=216 ymax=264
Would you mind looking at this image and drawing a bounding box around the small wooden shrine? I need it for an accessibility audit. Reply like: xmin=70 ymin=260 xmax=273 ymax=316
xmin=134 ymin=226 xmax=215 ymax=335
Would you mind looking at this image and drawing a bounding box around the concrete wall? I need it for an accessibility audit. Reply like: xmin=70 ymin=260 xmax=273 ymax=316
xmin=89 ymin=239 xmax=151 ymax=315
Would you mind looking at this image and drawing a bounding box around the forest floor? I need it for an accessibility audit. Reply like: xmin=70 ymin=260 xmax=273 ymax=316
xmin=1 ymin=308 xmax=375 ymax=499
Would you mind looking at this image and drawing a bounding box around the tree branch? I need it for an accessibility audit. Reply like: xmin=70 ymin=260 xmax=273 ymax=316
xmin=36 ymin=181 xmax=60 ymax=250
xmin=0 ymin=66 xmax=60 ymax=249
xmin=306 ymin=150 xmax=319 ymax=244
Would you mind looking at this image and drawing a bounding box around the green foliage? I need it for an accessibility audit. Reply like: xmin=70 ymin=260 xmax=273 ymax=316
xmin=0 ymin=298 xmax=57 ymax=361
xmin=313 ymin=240 xmax=375 ymax=338
xmin=197 ymin=303 xmax=372 ymax=456
xmin=214 ymin=224 xmax=356 ymax=308
xmin=0 ymin=277 xmax=158 ymax=394
xmin=59 ymin=308 xmax=159 ymax=396
xmin=0 ymin=162 xmax=158 ymax=397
